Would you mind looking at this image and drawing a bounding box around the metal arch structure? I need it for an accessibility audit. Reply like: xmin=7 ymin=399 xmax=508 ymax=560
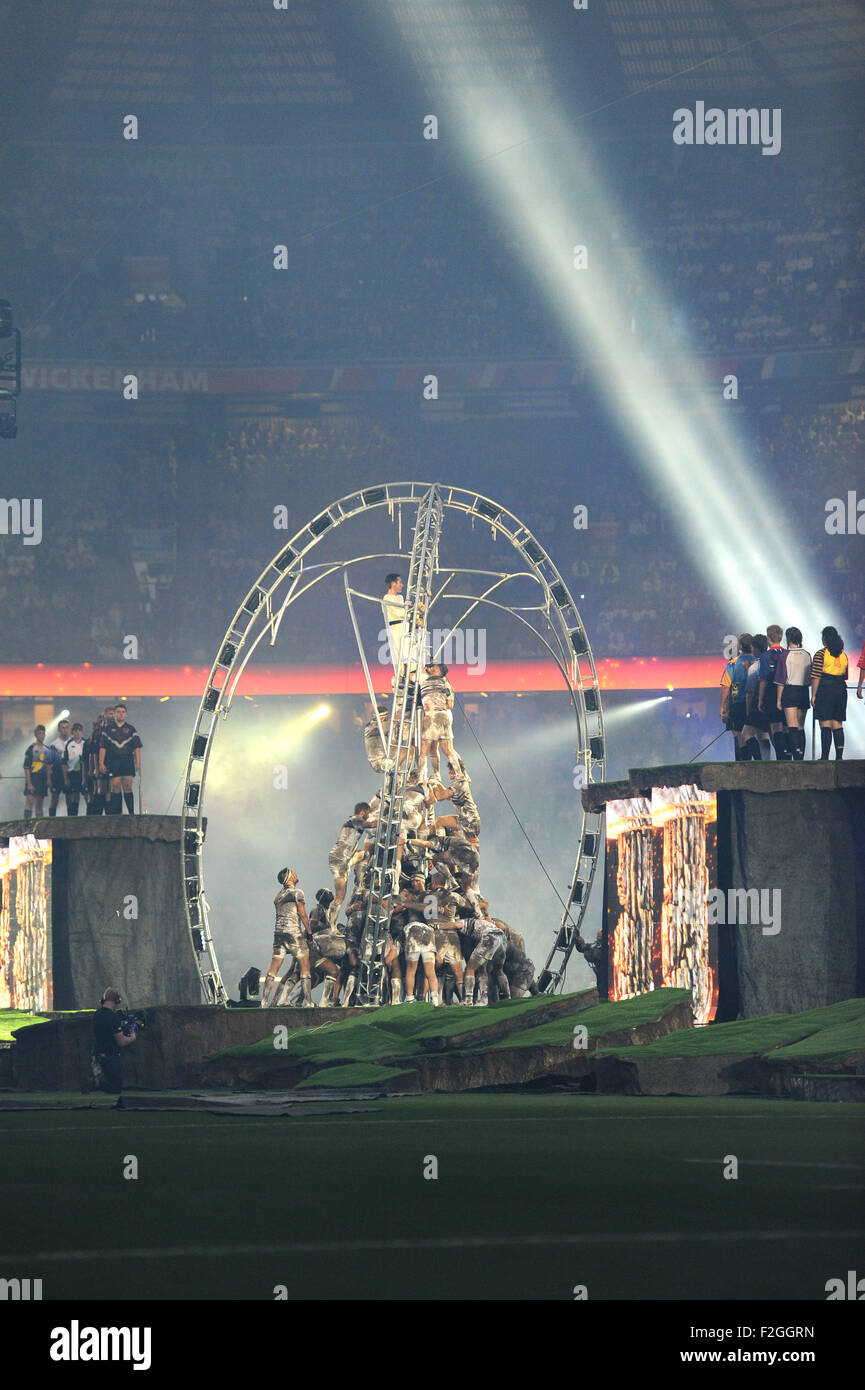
xmin=180 ymin=481 xmax=606 ymax=1005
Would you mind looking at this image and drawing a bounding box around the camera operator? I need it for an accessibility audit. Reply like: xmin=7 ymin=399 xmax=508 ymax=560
xmin=92 ymin=987 xmax=137 ymax=1093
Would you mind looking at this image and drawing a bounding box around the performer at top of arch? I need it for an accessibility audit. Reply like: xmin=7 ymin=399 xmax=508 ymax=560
xmin=419 ymin=661 xmax=466 ymax=782
xmin=382 ymin=571 xmax=425 ymax=677
xmin=381 ymin=573 xmax=405 ymax=670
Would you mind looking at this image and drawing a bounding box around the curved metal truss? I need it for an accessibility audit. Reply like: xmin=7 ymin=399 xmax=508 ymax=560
xmin=180 ymin=482 xmax=606 ymax=1004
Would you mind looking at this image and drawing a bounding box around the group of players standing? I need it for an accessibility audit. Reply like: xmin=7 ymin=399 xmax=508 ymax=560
xmin=720 ymin=624 xmax=864 ymax=761
xmin=260 ymin=574 xmax=537 ymax=1008
xmin=21 ymin=704 xmax=143 ymax=818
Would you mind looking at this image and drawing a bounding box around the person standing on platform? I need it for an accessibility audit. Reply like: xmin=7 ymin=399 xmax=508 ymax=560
xmin=85 ymin=713 xmax=109 ymax=814
xmin=63 ymin=723 xmax=86 ymax=815
xmin=857 ymin=636 xmax=865 ymax=701
xmin=811 ymin=627 xmax=849 ymax=760
xmin=720 ymin=635 xmax=753 ymax=760
xmin=758 ymin=625 xmax=791 ymax=759
xmin=774 ymin=627 xmax=812 ymax=761
xmin=48 ymin=718 xmax=71 ymax=816
xmin=99 ymin=704 xmax=142 ymax=814
xmin=743 ymin=634 xmax=770 ymax=761
xmin=23 ymin=725 xmax=50 ymax=819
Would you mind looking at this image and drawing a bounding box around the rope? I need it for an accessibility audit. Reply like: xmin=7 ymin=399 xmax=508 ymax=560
xmin=451 ymin=690 xmax=579 ymax=932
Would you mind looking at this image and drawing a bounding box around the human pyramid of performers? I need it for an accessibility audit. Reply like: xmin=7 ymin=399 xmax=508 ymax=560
xmin=260 ymin=573 xmax=538 ymax=1009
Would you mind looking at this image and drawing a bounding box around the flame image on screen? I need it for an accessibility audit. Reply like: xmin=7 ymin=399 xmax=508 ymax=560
xmin=653 ymin=785 xmax=718 ymax=1026
xmin=0 ymin=836 xmax=52 ymax=1011
xmin=606 ymin=797 xmax=653 ymax=1002
xmin=604 ymin=786 xmax=718 ymax=1025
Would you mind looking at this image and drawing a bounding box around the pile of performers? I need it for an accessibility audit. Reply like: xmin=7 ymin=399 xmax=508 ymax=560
xmin=260 ymin=656 xmax=537 ymax=1008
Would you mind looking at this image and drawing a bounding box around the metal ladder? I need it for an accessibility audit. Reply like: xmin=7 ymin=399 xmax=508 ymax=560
xmin=357 ymin=485 xmax=444 ymax=1003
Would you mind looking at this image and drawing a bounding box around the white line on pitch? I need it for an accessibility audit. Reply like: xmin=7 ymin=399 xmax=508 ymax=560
xmin=682 ymin=1159 xmax=864 ymax=1169
xmin=2 ymin=1230 xmax=862 ymax=1264
xmin=3 ymin=1113 xmax=860 ymax=1134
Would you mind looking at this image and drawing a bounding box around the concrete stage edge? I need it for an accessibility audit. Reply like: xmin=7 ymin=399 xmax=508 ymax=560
xmin=1 ymin=816 xmax=202 ymax=1009
xmin=583 ymin=761 xmax=865 ymax=1018
xmin=8 ymin=1005 xmax=366 ymax=1092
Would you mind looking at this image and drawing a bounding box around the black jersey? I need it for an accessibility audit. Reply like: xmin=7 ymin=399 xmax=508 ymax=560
xmin=100 ymin=721 xmax=142 ymax=767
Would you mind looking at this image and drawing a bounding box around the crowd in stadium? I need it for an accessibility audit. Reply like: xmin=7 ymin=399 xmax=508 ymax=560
xmin=0 ymin=402 xmax=861 ymax=673
xmin=2 ymin=134 xmax=862 ymax=363
xmin=1 ymin=125 xmax=861 ymax=717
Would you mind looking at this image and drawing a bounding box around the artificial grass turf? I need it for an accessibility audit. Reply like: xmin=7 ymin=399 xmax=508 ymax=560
xmin=370 ymin=990 xmax=593 ymax=1041
xmin=208 ymin=995 xmax=865 ymax=1088
xmin=209 ymin=991 xmax=593 ymax=1061
xmin=215 ymin=1014 xmax=427 ymax=1063
xmin=597 ymin=996 xmax=865 ymax=1061
xmin=487 ymin=989 xmax=691 ymax=1049
xmin=0 ymin=1094 xmax=862 ymax=1301
xmin=771 ymin=1015 xmax=865 ymax=1058
xmin=0 ymin=1009 xmax=49 ymax=1042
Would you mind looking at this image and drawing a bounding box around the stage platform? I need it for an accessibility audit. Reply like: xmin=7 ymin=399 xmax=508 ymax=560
xmin=6 ymin=1003 xmax=365 ymax=1091
xmin=0 ymin=815 xmax=202 ymax=1010
xmin=5 ymin=992 xmax=864 ymax=1099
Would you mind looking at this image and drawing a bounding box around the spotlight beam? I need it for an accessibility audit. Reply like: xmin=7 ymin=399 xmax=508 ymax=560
xmin=385 ymin=8 xmax=855 ymax=750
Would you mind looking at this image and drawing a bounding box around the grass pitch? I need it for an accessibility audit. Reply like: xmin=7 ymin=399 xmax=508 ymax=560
xmin=0 ymin=1093 xmax=862 ymax=1301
